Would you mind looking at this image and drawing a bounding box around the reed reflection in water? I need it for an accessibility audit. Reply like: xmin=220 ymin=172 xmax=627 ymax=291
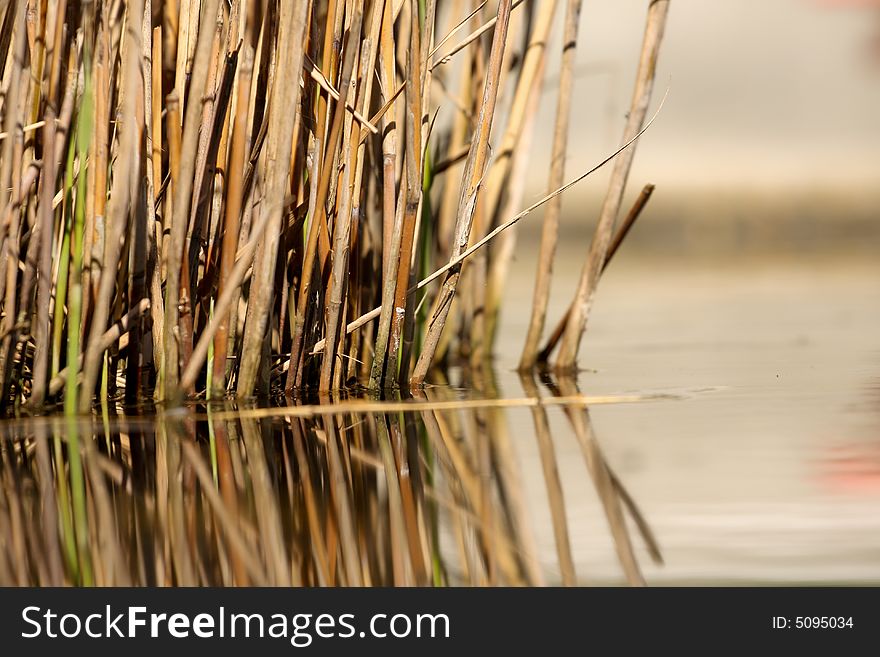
xmin=0 ymin=376 xmax=662 ymax=587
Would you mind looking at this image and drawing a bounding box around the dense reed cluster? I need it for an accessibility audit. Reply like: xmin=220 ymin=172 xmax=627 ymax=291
xmin=0 ymin=0 xmax=668 ymax=412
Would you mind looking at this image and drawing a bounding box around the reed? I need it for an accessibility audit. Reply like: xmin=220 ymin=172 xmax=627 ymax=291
xmin=519 ymin=0 xmax=582 ymax=371
xmin=553 ymin=0 xmax=670 ymax=372
xmin=0 ymin=0 xmax=668 ymax=410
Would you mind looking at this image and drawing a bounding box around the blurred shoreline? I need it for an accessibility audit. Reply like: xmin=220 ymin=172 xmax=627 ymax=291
xmin=514 ymin=186 xmax=880 ymax=258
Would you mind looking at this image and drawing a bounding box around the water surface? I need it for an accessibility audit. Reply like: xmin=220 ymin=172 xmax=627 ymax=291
xmin=1 ymin=255 xmax=877 ymax=586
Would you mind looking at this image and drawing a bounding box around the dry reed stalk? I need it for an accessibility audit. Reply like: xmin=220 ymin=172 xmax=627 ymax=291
xmin=410 ymin=0 xmax=514 ymax=386
xmin=174 ymin=0 xmax=197 ymax=99
xmin=397 ymin=0 xmax=437 ymax=382
xmin=343 ymin=0 xmax=385 ymax=385
xmin=147 ymin=25 xmax=166 ymax=381
xmin=320 ymin=7 xmax=365 ymax=391
xmin=30 ymin=106 xmax=58 ymax=405
xmin=429 ymin=0 xmax=528 ymax=71
xmin=555 ymin=0 xmax=670 ymax=372
xmin=307 ymin=91 xmax=664 ymax=367
xmin=286 ymin=0 xmax=358 ymax=392
xmin=235 ymin=13 xmax=307 ymax=397
xmin=80 ymin=0 xmax=146 ymax=412
xmin=283 ymin=132 xmax=319 ymax=392
xmin=80 ymin=5 xmax=108 ymax=344
xmin=163 ymin=0 xmax=222 ymax=399
xmin=211 ymin=42 xmax=254 ymax=397
xmin=478 ymin=1 xmax=554 ymax=344
xmin=519 ymin=0 xmax=582 ymax=370
xmin=30 ymin=14 xmax=66 ymax=407
xmin=366 ymin=0 xmax=401 ymax=391
xmin=483 ymin=67 xmax=540 ymax=346
xmin=382 ymin=0 xmax=423 ymax=387
xmin=0 ymin=0 xmax=28 ymax=405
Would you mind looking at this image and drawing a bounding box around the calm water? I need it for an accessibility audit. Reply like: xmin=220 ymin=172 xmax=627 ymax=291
xmin=1 ymin=253 xmax=877 ymax=586
xmin=498 ymin=249 xmax=880 ymax=584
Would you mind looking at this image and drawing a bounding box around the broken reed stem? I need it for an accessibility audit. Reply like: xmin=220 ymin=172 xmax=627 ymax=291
xmin=519 ymin=0 xmax=582 ymax=371
xmin=555 ymin=0 xmax=670 ymax=373
xmin=538 ymin=183 xmax=656 ymax=364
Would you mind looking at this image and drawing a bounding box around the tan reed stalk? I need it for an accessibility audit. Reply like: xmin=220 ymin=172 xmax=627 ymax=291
xmin=163 ymin=0 xmax=222 ymax=399
xmin=519 ymin=0 xmax=583 ymax=370
xmin=344 ymin=0 xmax=386 ymax=385
xmin=80 ymin=4 xmax=142 ymax=412
xmin=479 ymin=0 xmax=556 ymax=347
xmin=0 ymin=0 xmax=28 ymax=404
xmin=366 ymin=0 xmax=401 ymax=391
xmin=555 ymin=0 xmax=670 ymax=372
xmin=241 ymin=15 xmax=305 ymax=396
xmin=147 ymin=25 xmax=166 ymax=381
xmin=383 ymin=0 xmax=423 ymax=386
xmin=80 ymin=4 xmax=109 ymax=344
xmin=410 ymin=0 xmax=514 ymax=386
xmin=285 ymin=0 xmax=358 ymax=393
xmin=484 ymin=59 xmax=543 ymax=347
xmin=305 ymin=103 xmax=664 ymax=360
xmin=211 ymin=43 xmax=254 ymax=397
xmin=29 ymin=0 xmax=67 ymax=407
xmin=320 ymin=7 xmax=366 ymax=391
xmin=396 ymin=0 xmax=438 ymax=384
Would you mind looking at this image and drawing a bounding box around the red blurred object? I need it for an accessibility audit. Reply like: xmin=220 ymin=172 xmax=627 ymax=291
xmin=814 ymin=0 xmax=880 ymax=6
xmin=814 ymin=0 xmax=880 ymax=65
xmin=816 ymin=445 xmax=880 ymax=495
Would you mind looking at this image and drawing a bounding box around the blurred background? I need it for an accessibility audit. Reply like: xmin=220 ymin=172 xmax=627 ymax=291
xmin=517 ymin=0 xmax=880 ymax=257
